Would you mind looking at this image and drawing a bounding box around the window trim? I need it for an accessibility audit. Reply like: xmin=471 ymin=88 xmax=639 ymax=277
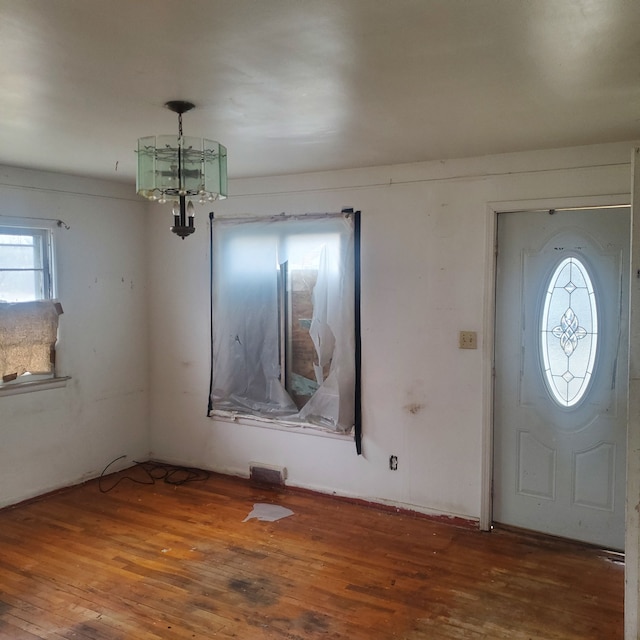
xmin=0 ymin=218 xmax=57 ymax=301
xmin=0 ymin=217 xmax=62 ymax=392
xmin=208 ymin=210 xmax=361 ymax=444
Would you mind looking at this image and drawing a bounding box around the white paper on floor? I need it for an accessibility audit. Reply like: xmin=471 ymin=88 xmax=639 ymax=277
xmin=243 ymin=503 xmax=294 ymax=522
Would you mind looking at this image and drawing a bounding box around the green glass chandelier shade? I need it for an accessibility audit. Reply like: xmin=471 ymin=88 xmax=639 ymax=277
xmin=135 ymin=100 xmax=228 ymax=238
xmin=136 ymin=135 xmax=227 ymax=203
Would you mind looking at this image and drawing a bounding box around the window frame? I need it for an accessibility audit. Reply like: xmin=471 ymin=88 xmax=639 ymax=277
xmin=208 ymin=211 xmax=361 ymax=439
xmin=0 ymin=224 xmax=56 ymax=302
xmin=0 ymin=218 xmax=66 ymax=393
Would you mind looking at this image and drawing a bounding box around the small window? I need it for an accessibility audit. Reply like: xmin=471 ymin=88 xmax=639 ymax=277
xmin=0 ymin=223 xmax=62 ymax=386
xmin=540 ymin=256 xmax=598 ymax=407
xmin=0 ymin=226 xmax=54 ymax=301
xmin=209 ymin=213 xmax=357 ymax=433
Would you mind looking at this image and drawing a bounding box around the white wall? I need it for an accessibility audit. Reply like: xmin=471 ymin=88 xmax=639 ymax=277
xmin=0 ymin=166 xmax=150 ymax=507
xmin=148 ymin=141 xmax=635 ymax=522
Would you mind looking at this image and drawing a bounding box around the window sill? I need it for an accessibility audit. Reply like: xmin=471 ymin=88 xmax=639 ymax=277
xmin=209 ymin=410 xmax=354 ymax=441
xmin=0 ymin=376 xmax=71 ymax=397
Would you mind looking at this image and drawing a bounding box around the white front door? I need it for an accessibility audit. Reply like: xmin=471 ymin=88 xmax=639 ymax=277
xmin=493 ymin=207 xmax=630 ymax=550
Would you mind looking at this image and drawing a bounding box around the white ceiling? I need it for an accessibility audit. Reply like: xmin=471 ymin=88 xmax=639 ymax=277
xmin=1 ymin=0 xmax=640 ymax=184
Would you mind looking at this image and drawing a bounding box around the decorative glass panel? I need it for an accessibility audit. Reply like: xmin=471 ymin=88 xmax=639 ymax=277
xmin=540 ymin=257 xmax=598 ymax=407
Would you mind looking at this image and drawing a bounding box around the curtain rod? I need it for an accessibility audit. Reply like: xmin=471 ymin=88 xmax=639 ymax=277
xmin=0 ymin=214 xmax=71 ymax=230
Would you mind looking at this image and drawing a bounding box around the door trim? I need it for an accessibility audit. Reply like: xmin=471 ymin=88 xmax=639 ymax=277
xmin=480 ymin=194 xmax=630 ymax=532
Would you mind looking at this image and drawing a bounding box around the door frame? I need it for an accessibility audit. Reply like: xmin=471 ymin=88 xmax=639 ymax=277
xmin=481 ymin=194 xmax=631 ymax=534
xmin=626 ymin=148 xmax=640 ymax=638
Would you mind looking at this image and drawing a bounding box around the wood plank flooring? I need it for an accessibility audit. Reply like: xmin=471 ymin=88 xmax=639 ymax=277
xmin=0 ymin=466 xmax=624 ymax=639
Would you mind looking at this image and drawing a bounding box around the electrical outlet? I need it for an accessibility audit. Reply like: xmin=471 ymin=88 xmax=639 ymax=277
xmin=459 ymin=331 xmax=477 ymax=349
xmin=389 ymin=455 xmax=398 ymax=471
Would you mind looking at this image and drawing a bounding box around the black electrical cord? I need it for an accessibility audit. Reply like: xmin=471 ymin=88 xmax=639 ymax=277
xmin=98 ymin=456 xmax=210 ymax=493
xmin=136 ymin=461 xmax=210 ymax=485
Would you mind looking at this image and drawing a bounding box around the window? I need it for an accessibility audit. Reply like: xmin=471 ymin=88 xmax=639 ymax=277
xmin=209 ymin=213 xmax=358 ymax=433
xmin=0 ymin=226 xmax=54 ymax=302
xmin=540 ymin=256 xmax=598 ymax=407
xmin=0 ymin=223 xmax=63 ymax=386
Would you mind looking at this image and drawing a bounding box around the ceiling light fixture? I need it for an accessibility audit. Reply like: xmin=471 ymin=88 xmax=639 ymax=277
xmin=136 ymin=101 xmax=227 ymax=239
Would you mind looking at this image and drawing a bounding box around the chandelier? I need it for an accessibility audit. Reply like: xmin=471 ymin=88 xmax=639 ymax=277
xmin=136 ymin=101 xmax=227 ymax=239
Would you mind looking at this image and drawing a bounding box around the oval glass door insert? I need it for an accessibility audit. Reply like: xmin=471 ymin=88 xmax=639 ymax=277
xmin=540 ymin=257 xmax=598 ymax=407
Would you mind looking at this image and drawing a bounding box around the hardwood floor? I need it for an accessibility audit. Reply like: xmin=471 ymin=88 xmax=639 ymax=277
xmin=0 ymin=465 xmax=624 ymax=639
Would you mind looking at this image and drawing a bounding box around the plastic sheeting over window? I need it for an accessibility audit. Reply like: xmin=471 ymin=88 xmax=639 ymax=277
xmin=209 ymin=213 xmax=355 ymax=433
